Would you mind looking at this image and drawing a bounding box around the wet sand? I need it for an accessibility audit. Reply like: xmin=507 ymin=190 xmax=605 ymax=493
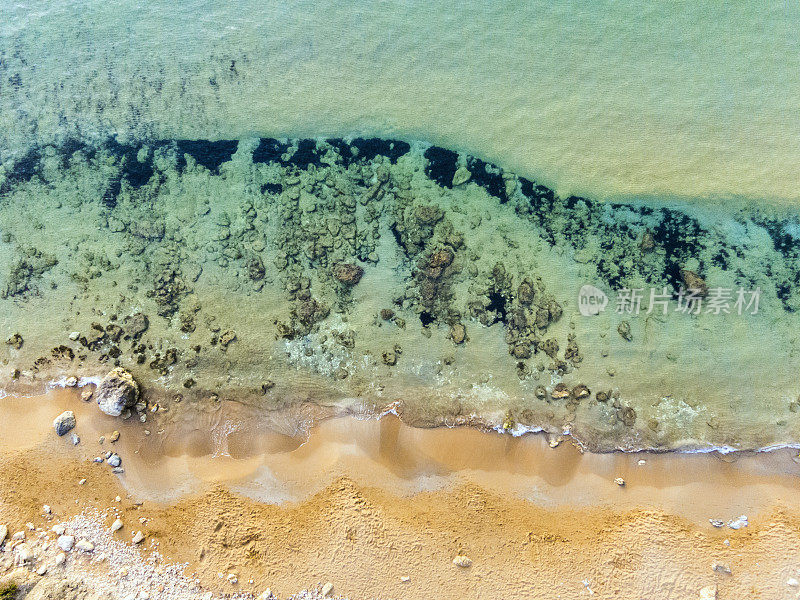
xmin=2 ymin=387 xmax=800 ymax=598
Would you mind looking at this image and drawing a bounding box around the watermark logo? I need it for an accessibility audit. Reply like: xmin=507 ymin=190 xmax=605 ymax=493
xmin=577 ymin=284 xmax=609 ymax=316
xmin=578 ymin=285 xmax=762 ymax=316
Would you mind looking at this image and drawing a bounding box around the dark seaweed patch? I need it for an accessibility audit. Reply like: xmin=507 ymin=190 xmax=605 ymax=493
xmin=424 ymin=146 xmax=458 ymax=188
xmin=261 ymin=182 xmax=282 ymax=194
xmin=175 ymin=139 xmax=238 ymax=173
xmin=486 ymin=291 xmax=508 ymax=325
xmin=419 ymin=310 xmax=435 ymax=327
xmin=286 ymin=139 xmax=324 ymax=169
xmin=466 ymin=156 xmax=506 ymax=202
xmin=8 ymin=147 xmax=41 ymax=184
xmin=652 ymin=209 xmax=707 ymax=292
xmin=350 ymin=138 xmax=410 ymax=164
xmin=58 ymin=138 xmax=92 ymax=169
xmin=253 ymin=138 xmax=289 ymax=164
xmin=104 ymin=139 xmax=154 ymax=190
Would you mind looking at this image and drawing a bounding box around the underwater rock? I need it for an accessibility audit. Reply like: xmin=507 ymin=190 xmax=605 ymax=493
xmin=123 ymin=313 xmax=149 ymax=339
xmin=53 ymin=411 xmax=76 ymax=436
xmin=452 ymin=166 xmax=471 ymax=187
xmin=332 ymin=262 xmax=364 ymax=285
xmin=5 ymin=333 xmax=23 ymax=350
xmin=572 ymin=385 xmax=590 ymax=400
xmin=551 ymin=383 xmax=570 ymax=399
xmin=450 ymin=323 xmax=467 ymax=345
xmin=617 ymin=320 xmax=632 ymax=341
xmin=680 ymin=269 xmax=708 ymax=296
xmin=95 ymin=368 xmax=140 ymax=417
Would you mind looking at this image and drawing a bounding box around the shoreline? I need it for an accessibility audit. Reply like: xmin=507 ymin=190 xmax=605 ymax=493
xmin=6 ymin=374 xmax=800 ymax=456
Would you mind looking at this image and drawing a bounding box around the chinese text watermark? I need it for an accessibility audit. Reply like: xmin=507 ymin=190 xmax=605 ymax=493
xmin=578 ymin=285 xmax=761 ymax=316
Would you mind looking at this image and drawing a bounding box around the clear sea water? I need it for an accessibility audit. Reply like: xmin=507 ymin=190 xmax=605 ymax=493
xmin=2 ymin=1 xmax=799 ymax=204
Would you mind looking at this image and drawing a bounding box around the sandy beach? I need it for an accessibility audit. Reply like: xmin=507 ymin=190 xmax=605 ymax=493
xmin=1 ymin=387 xmax=800 ymax=599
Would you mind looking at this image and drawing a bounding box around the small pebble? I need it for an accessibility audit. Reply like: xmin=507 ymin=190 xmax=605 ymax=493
xmin=614 ymin=477 xmax=625 ymax=486
xmin=111 ymin=519 xmax=123 ymax=532
xmin=321 ymin=582 xmax=334 ymax=597
xmin=58 ymin=535 xmax=75 ymax=552
xmin=71 ymin=433 xmax=80 ymax=446
xmin=728 ymin=515 xmax=748 ymax=529
xmin=132 ymin=530 xmax=145 ymax=544
xmin=453 ymin=555 xmax=472 ymax=568
xmin=712 ymin=562 xmax=731 ymax=575
xmin=75 ymin=539 xmax=94 ymax=553
xmin=709 ymin=519 xmax=724 ymax=528
xmin=108 ymin=454 xmax=122 ymax=468
xmin=79 ymin=478 xmax=87 ymax=485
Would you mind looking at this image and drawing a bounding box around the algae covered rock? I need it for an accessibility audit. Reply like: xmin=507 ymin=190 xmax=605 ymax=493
xmin=95 ymin=367 xmax=140 ymax=417
xmin=332 ymin=262 xmax=364 ymax=285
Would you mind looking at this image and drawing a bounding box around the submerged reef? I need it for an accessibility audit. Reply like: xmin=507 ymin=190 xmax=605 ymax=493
xmin=0 ymin=137 xmax=799 ymax=451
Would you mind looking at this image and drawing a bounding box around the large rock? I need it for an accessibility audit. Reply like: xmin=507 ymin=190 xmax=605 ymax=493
xmin=53 ymin=411 xmax=76 ymax=436
xmin=95 ymin=368 xmax=140 ymax=417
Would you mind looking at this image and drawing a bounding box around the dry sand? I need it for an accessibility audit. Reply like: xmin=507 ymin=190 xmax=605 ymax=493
xmin=1 ymin=388 xmax=800 ymax=599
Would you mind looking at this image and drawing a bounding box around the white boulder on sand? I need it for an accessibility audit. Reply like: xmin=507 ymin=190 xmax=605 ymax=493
xmin=95 ymin=368 xmax=140 ymax=417
xmin=53 ymin=411 xmax=76 ymax=436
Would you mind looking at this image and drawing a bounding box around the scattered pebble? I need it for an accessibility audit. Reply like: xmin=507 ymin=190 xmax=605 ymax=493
xmin=727 ymin=515 xmax=748 ymax=529
xmin=79 ymin=478 xmax=87 ymax=485
xmin=108 ymin=454 xmax=122 ymax=468
xmin=321 ymin=582 xmax=334 ymax=597
xmin=709 ymin=519 xmax=724 ymax=528
xmin=132 ymin=530 xmax=145 ymax=544
xmin=400 ymin=576 xmax=411 ymax=583
xmin=637 ymin=459 xmax=646 ymax=466
xmin=54 ymin=552 xmax=66 ymax=566
xmin=453 ymin=554 xmax=472 ymax=568
xmin=43 ymin=504 xmax=52 ymax=514
xmin=110 ymin=430 xmax=121 ymax=443
xmin=52 ymin=524 xmax=66 ymax=536
xmin=712 ymin=562 xmax=731 ymax=575
xmin=71 ymin=433 xmax=80 ymax=446
xmin=65 ymin=376 xmax=78 ymax=387
xmin=788 ymin=577 xmax=799 ymax=587
xmin=75 ymin=539 xmax=95 ymax=553
xmin=614 ymin=477 xmax=625 ymax=486
xmin=80 ymin=388 xmax=93 ymax=402
xmin=58 ymin=535 xmax=75 ymax=552
xmin=111 ymin=519 xmax=124 ymax=532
